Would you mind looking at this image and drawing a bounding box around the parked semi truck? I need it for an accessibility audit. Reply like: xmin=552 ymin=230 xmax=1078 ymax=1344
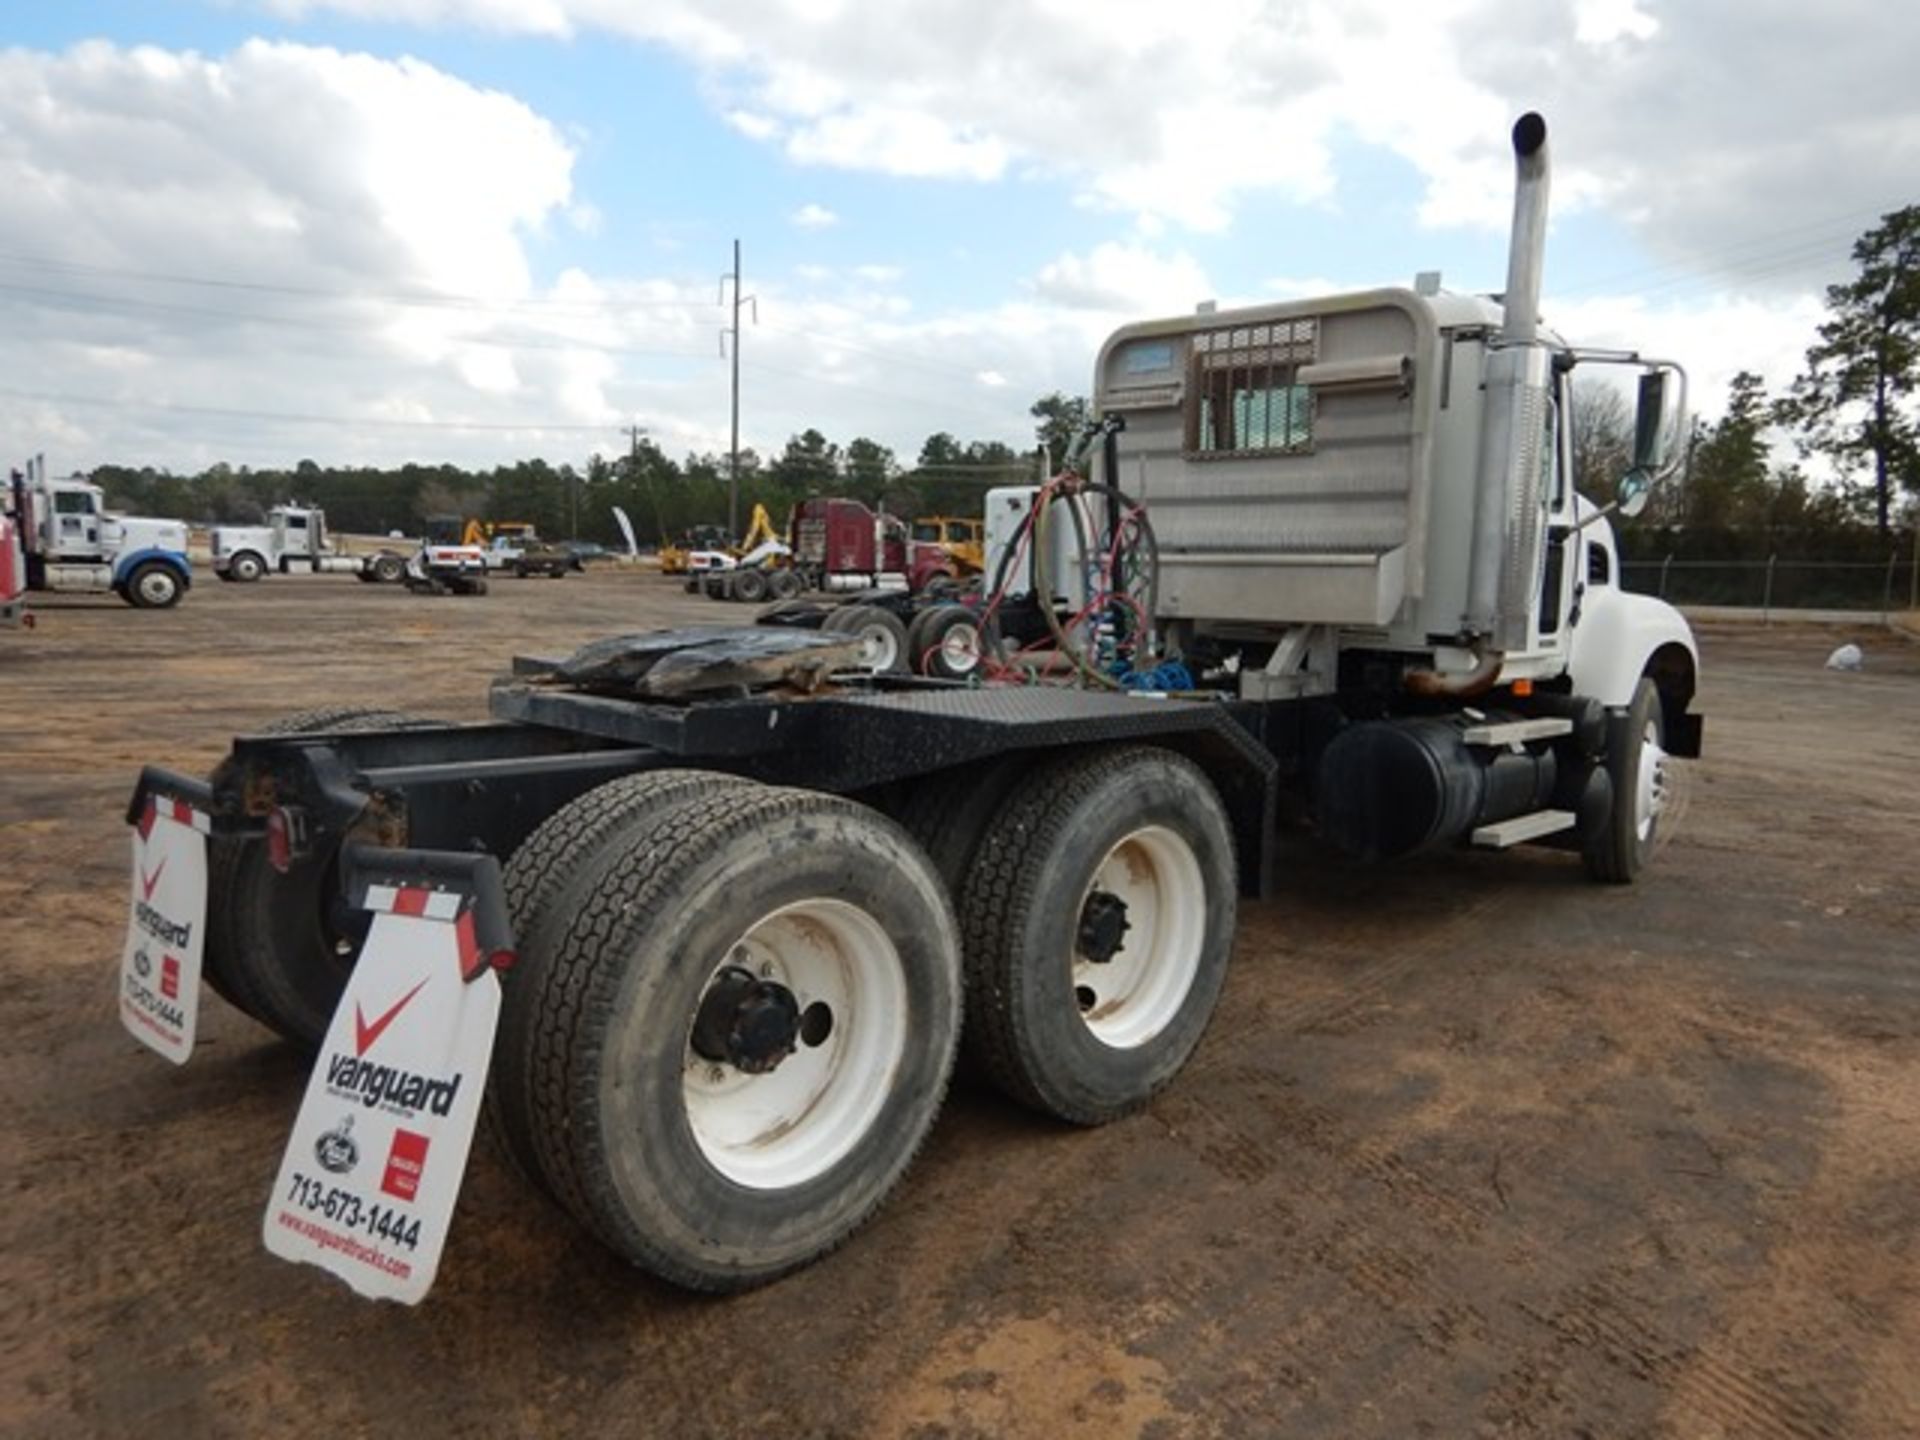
xmin=121 ymin=115 xmax=1700 ymax=1301
xmin=211 ymin=505 xmax=404 ymax=583
xmin=7 ymin=456 xmax=192 ymax=608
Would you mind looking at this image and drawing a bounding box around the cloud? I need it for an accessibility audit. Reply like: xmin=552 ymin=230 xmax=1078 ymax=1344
xmin=790 ymin=202 xmax=838 ymax=229
xmin=1033 ymin=243 xmax=1213 ymax=315
xmin=0 ymin=39 xmax=645 ymax=470
xmin=724 ymin=109 xmax=779 ymax=141
xmin=261 ymin=0 xmax=1920 ymax=282
xmin=0 ymin=38 xmax=1098 ymax=471
xmin=1546 ymin=290 xmax=1827 ymax=429
xmin=1572 ymin=0 xmax=1658 ymax=46
xmin=9 ymin=14 xmax=1902 ymax=480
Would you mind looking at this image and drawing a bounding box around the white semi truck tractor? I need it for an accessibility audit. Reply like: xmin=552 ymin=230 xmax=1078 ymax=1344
xmin=1088 ymin=108 xmax=1696 ymax=879
xmin=7 ymin=456 xmax=192 ymax=608
xmin=121 ymin=114 xmax=1701 ymax=1301
xmin=210 ymin=505 xmax=401 ymax=583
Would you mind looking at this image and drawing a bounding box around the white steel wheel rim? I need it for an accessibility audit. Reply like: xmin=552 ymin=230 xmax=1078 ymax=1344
xmin=1072 ymin=825 xmax=1206 ymax=1050
xmin=1635 ymin=719 xmax=1668 ymax=842
xmin=683 ymin=898 xmax=910 ymax=1190
xmin=136 ymin=570 xmax=175 ymax=603
xmin=937 ymin=621 xmax=981 ymax=676
xmin=235 ymin=555 xmax=260 ymax=580
xmin=854 ymin=622 xmax=898 ymax=672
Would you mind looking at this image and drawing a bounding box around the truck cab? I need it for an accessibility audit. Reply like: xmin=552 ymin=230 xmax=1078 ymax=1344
xmin=212 ymin=505 xmax=363 ymax=581
xmin=7 ymin=457 xmax=191 ymax=608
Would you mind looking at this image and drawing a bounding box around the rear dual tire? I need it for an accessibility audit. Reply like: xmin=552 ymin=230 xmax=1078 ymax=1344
xmin=492 ymin=778 xmax=961 ymax=1291
xmin=202 ymin=708 xmax=429 ymax=1044
xmin=953 ymin=746 xmax=1236 ymax=1125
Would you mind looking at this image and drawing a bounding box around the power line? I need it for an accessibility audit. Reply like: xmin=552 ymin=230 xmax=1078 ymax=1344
xmin=0 ymin=249 xmax=717 ymax=316
xmin=0 ymin=384 xmax=627 ymax=434
xmin=757 ymin=316 xmax=1031 ymax=388
xmin=0 ymin=279 xmax=722 ymax=363
xmin=1551 ymin=200 xmax=1902 ymax=299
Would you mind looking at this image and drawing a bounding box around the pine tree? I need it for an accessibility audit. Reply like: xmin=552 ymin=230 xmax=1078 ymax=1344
xmin=1782 ymin=206 xmax=1920 ymax=536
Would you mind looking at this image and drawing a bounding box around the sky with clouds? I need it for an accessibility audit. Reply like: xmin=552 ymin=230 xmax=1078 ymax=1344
xmin=1 ymin=0 xmax=1915 ymax=475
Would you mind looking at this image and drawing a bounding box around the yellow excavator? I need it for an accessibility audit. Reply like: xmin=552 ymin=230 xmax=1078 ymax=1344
xmin=657 ymin=504 xmax=782 ymax=574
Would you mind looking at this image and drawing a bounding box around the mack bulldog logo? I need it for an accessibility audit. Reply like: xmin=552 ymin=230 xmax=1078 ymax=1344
xmin=315 ymin=1116 xmax=360 ymax=1175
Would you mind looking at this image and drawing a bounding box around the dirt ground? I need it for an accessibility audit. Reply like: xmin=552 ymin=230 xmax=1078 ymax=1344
xmin=3 ymin=570 xmax=1918 ymax=1439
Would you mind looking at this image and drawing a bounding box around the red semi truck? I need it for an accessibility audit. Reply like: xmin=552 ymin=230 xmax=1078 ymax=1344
xmin=790 ymin=497 xmax=910 ymax=590
xmin=1 ymin=511 xmax=30 ymax=627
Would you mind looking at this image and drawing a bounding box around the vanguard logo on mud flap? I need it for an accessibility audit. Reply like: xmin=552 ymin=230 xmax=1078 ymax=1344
xmin=320 ymin=979 xmax=462 ymax=1116
xmin=133 ymin=898 xmax=192 ymax=951
xmin=323 ymin=1054 xmax=463 ymax=1115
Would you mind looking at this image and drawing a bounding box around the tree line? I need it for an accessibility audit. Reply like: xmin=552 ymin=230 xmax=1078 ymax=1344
xmin=92 ymin=395 xmax=1091 ymax=548
xmin=1580 ymin=205 xmax=1920 ymax=568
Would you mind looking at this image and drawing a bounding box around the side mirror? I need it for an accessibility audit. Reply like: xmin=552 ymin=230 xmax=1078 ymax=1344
xmin=1632 ymin=369 xmax=1668 ymax=471
xmin=1616 ymin=467 xmax=1652 ymax=518
xmin=1616 ymin=366 xmax=1683 ymax=520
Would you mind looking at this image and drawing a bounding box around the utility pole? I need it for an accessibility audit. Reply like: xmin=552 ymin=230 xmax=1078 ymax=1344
xmin=720 ymin=240 xmax=755 ymax=538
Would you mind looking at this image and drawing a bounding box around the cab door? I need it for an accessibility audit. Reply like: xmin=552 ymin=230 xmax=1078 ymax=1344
xmin=1535 ymin=377 xmax=1581 ymax=646
xmin=50 ymin=487 xmax=101 ymax=558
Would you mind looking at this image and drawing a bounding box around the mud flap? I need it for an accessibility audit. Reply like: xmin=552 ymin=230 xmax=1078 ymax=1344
xmin=261 ymin=846 xmax=513 ymax=1305
xmin=119 ymin=772 xmax=215 ymax=1064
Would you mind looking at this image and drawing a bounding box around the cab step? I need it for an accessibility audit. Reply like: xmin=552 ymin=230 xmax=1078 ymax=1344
xmin=1471 ymin=809 xmax=1576 ymax=848
xmin=1461 ymin=717 xmax=1572 ymax=747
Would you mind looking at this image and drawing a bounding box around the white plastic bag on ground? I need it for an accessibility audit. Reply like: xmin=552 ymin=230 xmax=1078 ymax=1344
xmin=1826 ymin=643 xmax=1864 ymax=671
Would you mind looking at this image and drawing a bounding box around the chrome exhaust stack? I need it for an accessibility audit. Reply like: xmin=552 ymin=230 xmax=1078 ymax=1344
xmin=1464 ymin=112 xmax=1554 ymax=651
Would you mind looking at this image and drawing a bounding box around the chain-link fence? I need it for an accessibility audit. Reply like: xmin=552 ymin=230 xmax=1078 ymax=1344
xmin=1620 ymin=553 xmax=1920 ymax=618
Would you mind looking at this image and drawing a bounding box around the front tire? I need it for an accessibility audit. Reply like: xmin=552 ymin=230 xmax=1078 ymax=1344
xmin=125 ymin=562 xmax=184 ymax=609
xmin=959 ymin=745 xmax=1236 ymax=1125
xmin=1585 ymin=676 xmax=1668 ymax=884
xmin=228 ymin=551 xmax=266 ymax=583
xmin=523 ymin=785 xmax=961 ymax=1290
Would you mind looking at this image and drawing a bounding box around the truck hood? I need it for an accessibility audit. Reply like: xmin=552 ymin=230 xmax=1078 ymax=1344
xmin=106 ymin=515 xmax=190 ymax=554
xmin=210 ymin=524 xmax=272 ymax=556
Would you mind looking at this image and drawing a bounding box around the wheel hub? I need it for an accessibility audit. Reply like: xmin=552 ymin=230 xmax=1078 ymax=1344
xmin=691 ymin=966 xmax=801 ymax=1074
xmin=1077 ymin=889 xmax=1132 ymax=964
